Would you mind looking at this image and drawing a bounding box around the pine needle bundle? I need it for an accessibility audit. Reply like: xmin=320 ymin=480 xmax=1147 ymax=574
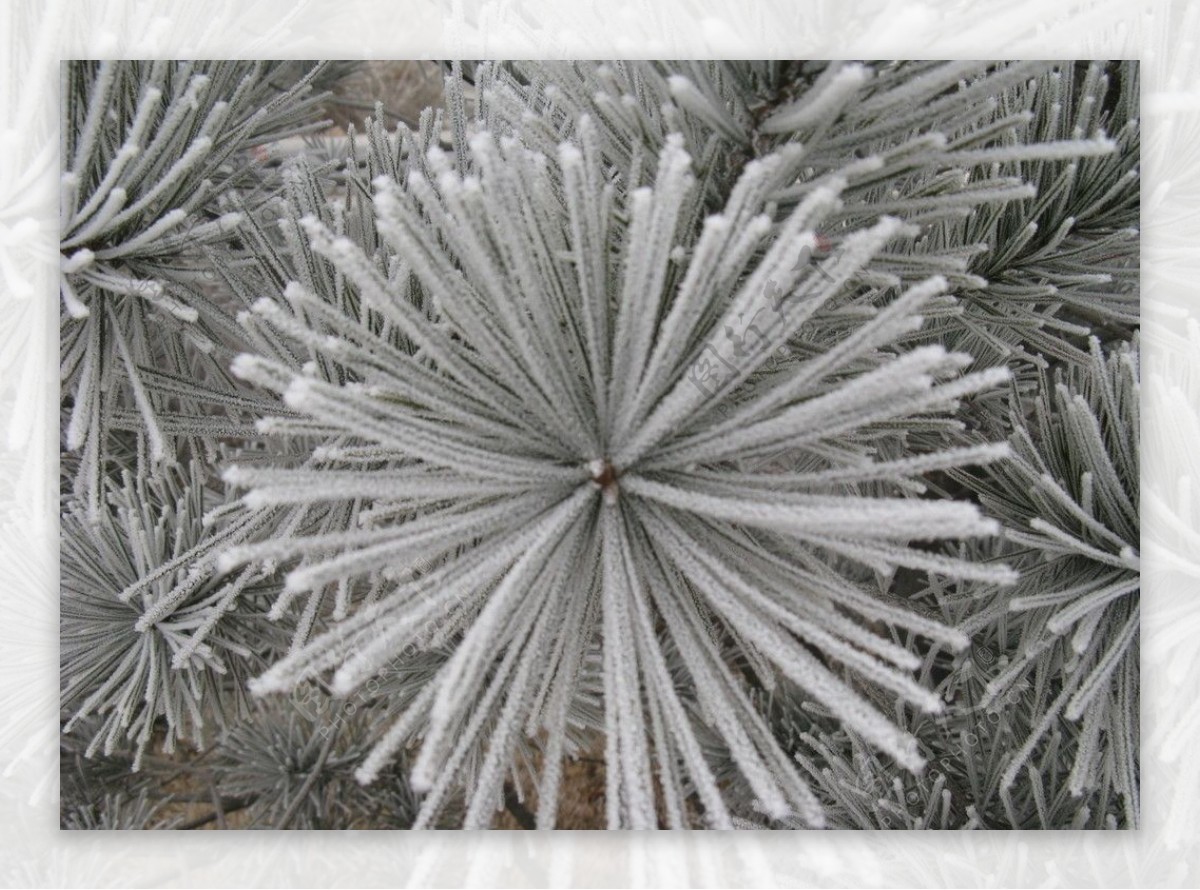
xmin=59 ymin=59 xmax=1140 ymax=830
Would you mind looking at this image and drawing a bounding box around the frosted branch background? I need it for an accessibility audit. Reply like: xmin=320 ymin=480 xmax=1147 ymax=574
xmin=2 ymin=0 xmax=1197 ymax=885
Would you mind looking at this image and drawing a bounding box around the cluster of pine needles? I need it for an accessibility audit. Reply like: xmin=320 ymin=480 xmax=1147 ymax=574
xmin=59 ymin=60 xmax=1138 ymax=829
